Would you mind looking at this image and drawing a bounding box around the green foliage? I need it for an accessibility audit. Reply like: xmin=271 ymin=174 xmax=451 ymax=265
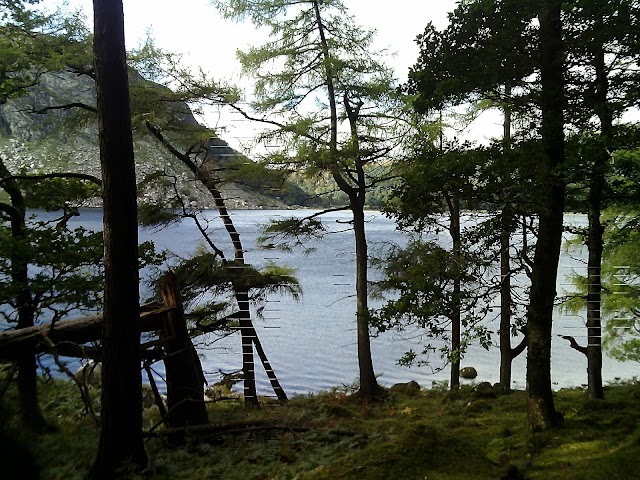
xmin=563 ymin=126 xmax=640 ymax=213
xmin=258 ymin=216 xmax=326 ymax=251
xmin=390 ymin=141 xmax=491 ymax=227
xmin=168 ymin=247 xmax=300 ymax=327
xmin=213 ymin=0 xmax=406 ymax=197
xmin=127 ymin=36 xmax=240 ymax=126
xmin=137 ymin=202 xmax=183 ymax=227
xmin=563 ymin=0 xmax=640 ymax=128
xmin=600 ymin=213 xmax=640 ymax=362
xmin=0 ymin=2 xmax=92 ymax=103
xmin=0 ymin=218 xmax=104 ymax=323
xmin=22 ymin=177 xmax=100 ymax=211
xmin=4 ymin=374 xmax=640 ymax=480
xmin=371 ymin=239 xmax=493 ymax=367
xmin=407 ymin=0 xmax=538 ymax=113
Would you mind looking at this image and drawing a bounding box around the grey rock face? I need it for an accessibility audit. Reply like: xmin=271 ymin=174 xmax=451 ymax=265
xmin=0 ymin=71 xmax=96 ymax=140
xmin=0 ymin=69 xmax=290 ymax=210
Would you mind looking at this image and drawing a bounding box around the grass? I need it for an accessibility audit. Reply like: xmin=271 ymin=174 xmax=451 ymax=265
xmin=1 ymin=375 xmax=639 ymax=480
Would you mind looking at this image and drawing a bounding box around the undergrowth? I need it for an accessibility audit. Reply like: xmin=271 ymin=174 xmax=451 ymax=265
xmin=1 ymin=373 xmax=639 ymax=480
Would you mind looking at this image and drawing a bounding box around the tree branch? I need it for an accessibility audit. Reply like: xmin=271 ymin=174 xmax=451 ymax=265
xmin=30 ymin=102 xmax=97 ymax=114
xmin=559 ymin=335 xmax=588 ymax=356
xmin=0 ymin=172 xmax=102 ymax=187
xmin=511 ymin=335 xmax=527 ymax=359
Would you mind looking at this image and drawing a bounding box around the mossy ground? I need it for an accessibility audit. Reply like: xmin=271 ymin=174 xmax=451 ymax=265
xmin=1 ymin=376 xmax=639 ymax=479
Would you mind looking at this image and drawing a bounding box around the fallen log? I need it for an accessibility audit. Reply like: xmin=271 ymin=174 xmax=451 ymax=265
xmin=143 ymin=420 xmax=309 ymax=440
xmin=0 ymin=305 xmax=174 ymax=361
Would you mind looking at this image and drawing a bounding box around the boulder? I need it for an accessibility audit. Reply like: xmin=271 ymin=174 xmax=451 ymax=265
xmin=74 ymin=361 xmax=102 ymax=388
xmin=389 ymin=380 xmax=421 ymax=396
xmin=493 ymin=383 xmax=511 ymax=396
xmin=472 ymin=381 xmax=496 ymax=399
xmin=460 ymin=366 xmax=478 ymax=379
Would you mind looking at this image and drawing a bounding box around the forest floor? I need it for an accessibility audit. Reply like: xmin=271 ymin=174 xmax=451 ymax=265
xmin=1 ymin=374 xmax=639 ymax=480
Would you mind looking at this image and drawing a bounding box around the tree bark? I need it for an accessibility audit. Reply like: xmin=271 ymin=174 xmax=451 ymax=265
xmin=499 ymin=96 xmax=523 ymax=389
xmin=250 ymin=327 xmax=288 ymax=402
xmin=352 ymin=197 xmax=380 ymax=397
xmin=446 ymin=193 xmax=462 ymax=390
xmin=235 ymin=288 xmax=260 ymax=407
xmin=583 ymin=41 xmax=611 ymax=400
xmin=499 ymin=210 xmax=515 ymax=389
xmin=89 ymin=0 xmax=148 ymax=476
xmin=526 ymin=0 xmax=564 ymax=430
xmin=342 ymin=92 xmax=380 ymax=399
xmin=160 ymin=273 xmax=209 ymax=427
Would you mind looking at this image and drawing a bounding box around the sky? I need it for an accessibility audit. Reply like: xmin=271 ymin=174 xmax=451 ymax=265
xmin=54 ymin=0 xmax=458 ymax=80
xmin=42 ymin=0 xmax=504 ymax=149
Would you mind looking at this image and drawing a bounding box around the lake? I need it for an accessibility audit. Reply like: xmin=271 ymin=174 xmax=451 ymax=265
xmin=39 ymin=209 xmax=639 ymax=395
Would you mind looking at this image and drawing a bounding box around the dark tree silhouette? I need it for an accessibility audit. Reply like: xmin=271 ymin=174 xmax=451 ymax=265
xmin=88 ymin=0 xmax=148 ymax=476
xmin=526 ymin=0 xmax=564 ymax=430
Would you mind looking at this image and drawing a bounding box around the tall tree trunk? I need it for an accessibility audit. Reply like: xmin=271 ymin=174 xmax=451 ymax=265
xmin=585 ymin=167 xmax=604 ymax=399
xmin=342 ymin=92 xmax=380 ymax=399
xmin=499 ymin=93 xmax=523 ymax=389
xmin=352 ymin=196 xmax=380 ymax=397
xmin=499 ymin=210 xmax=514 ymax=388
xmin=0 ymin=159 xmax=47 ymax=431
xmin=89 ymin=0 xmax=148 ymax=476
xmin=209 ymin=179 xmax=260 ymax=408
xmin=446 ymin=193 xmax=461 ymax=390
xmin=526 ymin=0 xmax=565 ymax=430
xmin=15 ymin=296 xmax=45 ymax=432
xmin=14 ymin=227 xmax=46 ymax=432
xmin=584 ymin=42 xmax=611 ymax=400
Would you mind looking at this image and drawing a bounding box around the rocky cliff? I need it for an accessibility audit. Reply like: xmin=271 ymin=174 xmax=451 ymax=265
xmin=0 ymin=69 xmax=302 ymax=210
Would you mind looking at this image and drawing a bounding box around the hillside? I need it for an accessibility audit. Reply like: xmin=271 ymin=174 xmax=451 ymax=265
xmin=0 ymin=69 xmax=312 ymax=210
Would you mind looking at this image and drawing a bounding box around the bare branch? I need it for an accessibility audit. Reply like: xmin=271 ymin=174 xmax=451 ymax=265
xmin=0 ymin=172 xmax=102 ymax=187
xmin=559 ymin=335 xmax=588 ymax=356
xmin=30 ymin=102 xmax=97 ymax=114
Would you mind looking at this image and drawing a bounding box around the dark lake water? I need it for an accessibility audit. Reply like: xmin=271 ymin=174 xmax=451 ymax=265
xmin=32 ymin=209 xmax=639 ymax=395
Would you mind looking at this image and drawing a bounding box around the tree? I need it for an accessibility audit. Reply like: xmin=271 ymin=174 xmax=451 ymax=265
xmin=142 ymin=121 xmax=299 ymax=408
xmin=562 ymin=137 xmax=640 ymax=371
xmin=407 ymin=0 xmax=638 ymax=409
xmin=406 ymin=0 xmax=540 ymax=390
xmin=373 ymin=140 xmax=497 ymax=389
xmin=88 ymin=0 xmax=148 ymax=475
xmin=0 ymin=170 xmax=104 ymax=424
xmin=557 ymin=0 xmax=640 ymax=399
xmin=213 ymin=0 xmax=405 ymax=398
xmin=0 ymin=0 xmax=98 ymax=432
xmin=407 ymin=0 xmax=565 ymax=424
xmin=123 ymin=38 xmax=300 ymax=407
xmin=525 ymin=0 xmax=565 ymax=429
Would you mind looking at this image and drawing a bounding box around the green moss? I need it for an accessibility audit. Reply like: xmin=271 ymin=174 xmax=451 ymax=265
xmin=1 ymin=374 xmax=639 ymax=480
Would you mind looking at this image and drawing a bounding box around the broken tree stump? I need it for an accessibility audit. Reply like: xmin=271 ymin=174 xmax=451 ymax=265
xmin=159 ymin=272 xmax=209 ymax=428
